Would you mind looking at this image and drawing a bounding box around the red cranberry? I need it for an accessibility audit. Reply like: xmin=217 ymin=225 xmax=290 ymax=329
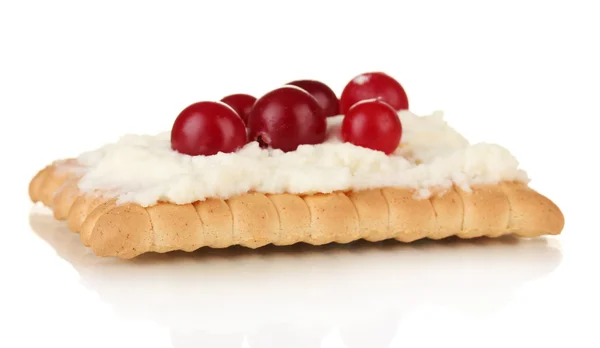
xmin=287 ymin=80 xmax=339 ymax=117
xmin=341 ymin=99 xmax=403 ymax=154
xmin=220 ymin=93 xmax=256 ymax=125
xmin=171 ymin=101 xmax=247 ymax=156
xmin=340 ymin=72 xmax=409 ymax=114
xmin=247 ymin=86 xmax=326 ymax=152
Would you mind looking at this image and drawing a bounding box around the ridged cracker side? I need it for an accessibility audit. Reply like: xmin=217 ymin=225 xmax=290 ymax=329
xmin=29 ymin=160 xmax=565 ymax=259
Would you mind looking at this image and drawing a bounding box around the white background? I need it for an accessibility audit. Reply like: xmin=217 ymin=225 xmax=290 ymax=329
xmin=1 ymin=0 xmax=599 ymax=347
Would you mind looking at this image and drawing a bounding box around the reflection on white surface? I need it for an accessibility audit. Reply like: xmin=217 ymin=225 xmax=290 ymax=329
xmin=30 ymin=206 xmax=562 ymax=348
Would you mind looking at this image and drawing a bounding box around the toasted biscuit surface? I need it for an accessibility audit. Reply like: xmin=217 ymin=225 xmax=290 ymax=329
xmin=29 ymin=160 xmax=565 ymax=258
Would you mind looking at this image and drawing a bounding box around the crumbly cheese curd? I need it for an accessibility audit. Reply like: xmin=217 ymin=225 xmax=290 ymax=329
xmin=75 ymin=110 xmax=529 ymax=206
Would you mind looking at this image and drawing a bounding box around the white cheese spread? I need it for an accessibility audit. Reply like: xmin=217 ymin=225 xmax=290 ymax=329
xmin=75 ymin=110 xmax=528 ymax=206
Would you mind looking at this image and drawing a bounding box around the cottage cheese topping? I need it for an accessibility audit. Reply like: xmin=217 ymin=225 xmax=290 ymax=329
xmin=76 ymin=110 xmax=528 ymax=206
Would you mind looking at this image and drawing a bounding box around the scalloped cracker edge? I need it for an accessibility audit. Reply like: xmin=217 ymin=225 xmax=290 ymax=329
xmin=29 ymin=159 xmax=564 ymax=259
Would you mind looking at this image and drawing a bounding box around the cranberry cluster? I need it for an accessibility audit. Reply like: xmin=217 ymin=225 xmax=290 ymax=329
xmin=170 ymin=72 xmax=408 ymax=156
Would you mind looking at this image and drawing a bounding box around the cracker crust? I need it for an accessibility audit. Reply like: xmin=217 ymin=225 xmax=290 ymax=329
xmin=29 ymin=160 xmax=564 ymax=259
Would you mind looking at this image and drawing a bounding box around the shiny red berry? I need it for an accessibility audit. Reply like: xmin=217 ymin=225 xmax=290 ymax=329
xmin=339 ymin=72 xmax=409 ymax=114
xmin=247 ymin=86 xmax=326 ymax=152
xmin=287 ymin=79 xmax=340 ymax=117
xmin=171 ymin=101 xmax=247 ymax=156
xmin=341 ymin=99 xmax=402 ymax=154
xmin=220 ymin=93 xmax=256 ymax=125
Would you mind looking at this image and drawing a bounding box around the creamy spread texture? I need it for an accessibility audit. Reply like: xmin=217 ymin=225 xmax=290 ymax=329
xmin=75 ymin=111 xmax=529 ymax=206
